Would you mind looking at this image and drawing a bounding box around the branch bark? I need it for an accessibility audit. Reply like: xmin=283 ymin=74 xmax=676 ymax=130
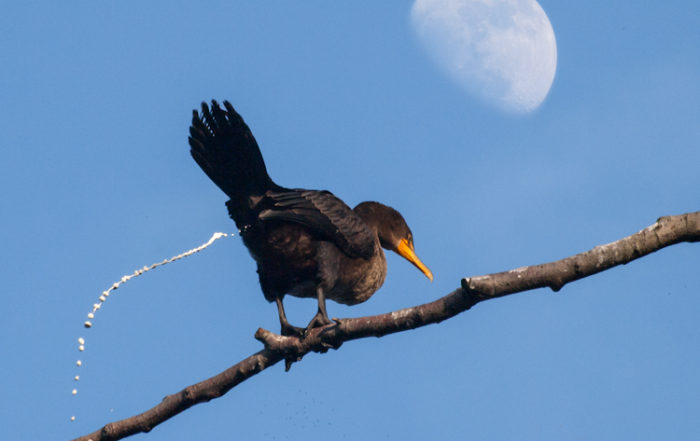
xmin=72 ymin=211 xmax=700 ymax=441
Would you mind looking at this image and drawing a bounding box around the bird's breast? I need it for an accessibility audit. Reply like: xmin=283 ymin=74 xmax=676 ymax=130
xmin=317 ymin=240 xmax=387 ymax=305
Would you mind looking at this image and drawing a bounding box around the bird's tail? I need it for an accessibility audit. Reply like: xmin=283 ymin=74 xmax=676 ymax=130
xmin=188 ymin=100 xmax=274 ymax=203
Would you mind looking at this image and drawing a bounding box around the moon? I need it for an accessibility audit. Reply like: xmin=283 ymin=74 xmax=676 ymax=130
xmin=411 ymin=0 xmax=557 ymax=113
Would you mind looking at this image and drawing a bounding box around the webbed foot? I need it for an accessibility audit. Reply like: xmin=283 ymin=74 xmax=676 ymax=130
xmin=305 ymin=310 xmax=333 ymax=334
xmin=281 ymin=322 xmax=305 ymax=338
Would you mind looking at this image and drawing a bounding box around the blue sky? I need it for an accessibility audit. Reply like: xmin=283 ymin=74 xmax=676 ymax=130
xmin=1 ymin=1 xmax=699 ymax=440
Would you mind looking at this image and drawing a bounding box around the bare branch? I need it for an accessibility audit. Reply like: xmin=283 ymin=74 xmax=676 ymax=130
xmin=462 ymin=212 xmax=699 ymax=298
xmin=72 ymin=211 xmax=700 ymax=441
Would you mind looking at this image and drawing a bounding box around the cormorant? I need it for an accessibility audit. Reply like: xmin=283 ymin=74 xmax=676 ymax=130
xmin=188 ymin=100 xmax=432 ymax=336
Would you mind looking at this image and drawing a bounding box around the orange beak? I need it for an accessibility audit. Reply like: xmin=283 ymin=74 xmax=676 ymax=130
xmin=396 ymin=238 xmax=433 ymax=281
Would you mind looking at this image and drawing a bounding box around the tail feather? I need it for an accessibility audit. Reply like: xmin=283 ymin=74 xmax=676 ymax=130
xmin=188 ymin=100 xmax=274 ymax=204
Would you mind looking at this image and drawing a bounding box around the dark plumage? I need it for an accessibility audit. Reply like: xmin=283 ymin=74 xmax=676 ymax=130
xmin=189 ymin=100 xmax=432 ymax=335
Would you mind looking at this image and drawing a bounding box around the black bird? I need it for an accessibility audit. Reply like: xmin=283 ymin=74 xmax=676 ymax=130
xmin=188 ymin=100 xmax=432 ymax=336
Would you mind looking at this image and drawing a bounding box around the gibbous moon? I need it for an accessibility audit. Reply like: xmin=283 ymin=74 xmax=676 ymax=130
xmin=411 ymin=0 xmax=557 ymax=113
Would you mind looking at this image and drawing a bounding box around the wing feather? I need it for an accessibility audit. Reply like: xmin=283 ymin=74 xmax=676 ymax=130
xmin=256 ymin=189 xmax=375 ymax=259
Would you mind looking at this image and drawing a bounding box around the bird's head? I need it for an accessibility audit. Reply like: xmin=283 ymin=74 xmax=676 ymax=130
xmin=354 ymin=201 xmax=433 ymax=281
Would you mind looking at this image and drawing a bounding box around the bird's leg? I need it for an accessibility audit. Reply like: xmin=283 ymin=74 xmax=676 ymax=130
xmin=306 ymin=286 xmax=333 ymax=332
xmin=275 ymin=296 xmax=304 ymax=337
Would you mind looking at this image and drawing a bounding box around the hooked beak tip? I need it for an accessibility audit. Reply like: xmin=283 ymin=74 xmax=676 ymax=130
xmin=397 ymin=238 xmax=433 ymax=282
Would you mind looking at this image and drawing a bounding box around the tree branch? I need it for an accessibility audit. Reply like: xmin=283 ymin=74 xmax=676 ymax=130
xmin=72 ymin=211 xmax=700 ymax=441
